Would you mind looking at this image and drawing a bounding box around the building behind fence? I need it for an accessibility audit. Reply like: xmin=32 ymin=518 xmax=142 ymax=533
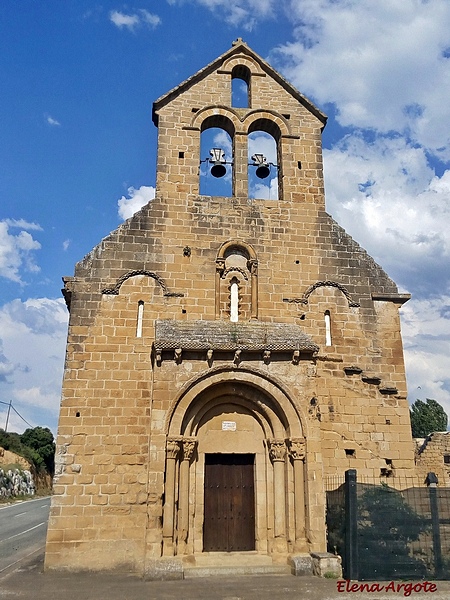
xmin=326 ymin=469 xmax=450 ymax=580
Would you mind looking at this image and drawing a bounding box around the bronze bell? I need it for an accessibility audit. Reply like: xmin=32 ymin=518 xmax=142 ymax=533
xmin=210 ymin=163 xmax=227 ymax=178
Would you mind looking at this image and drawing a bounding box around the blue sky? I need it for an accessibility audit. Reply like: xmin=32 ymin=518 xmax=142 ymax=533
xmin=1 ymin=0 xmax=450 ymax=434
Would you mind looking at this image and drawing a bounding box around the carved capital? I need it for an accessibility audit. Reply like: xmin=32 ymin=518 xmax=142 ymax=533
xmin=166 ymin=437 xmax=182 ymax=460
xmin=181 ymin=437 xmax=197 ymax=462
xmin=216 ymin=258 xmax=225 ymax=275
xmin=268 ymin=439 xmax=286 ymax=462
xmin=248 ymin=259 xmax=258 ymax=276
xmin=288 ymin=438 xmax=306 ymax=461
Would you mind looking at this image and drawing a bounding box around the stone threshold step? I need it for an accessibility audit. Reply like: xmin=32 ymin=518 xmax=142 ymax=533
xmin=184 ymin=565 xmax=292 ymax=579
xmin=188 ymin=552 xmax=274 ymax=567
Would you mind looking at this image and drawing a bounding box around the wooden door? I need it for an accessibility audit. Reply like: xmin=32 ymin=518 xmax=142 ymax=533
xmin=203 ymin=454 xmax=255 ymax=552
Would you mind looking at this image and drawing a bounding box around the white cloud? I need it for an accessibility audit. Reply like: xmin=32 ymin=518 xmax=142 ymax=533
xmin=0 ymin=220 xmax=41 ymax=283
xmin=323 ymin=134 xmax=450 ymax=296
xmin=272 ymin=0 xmax=450 ymax=159
xmin=0 ymin=297 xmax=68 ymax=434
xmin=0 ymin=340 xmax=15 ymax=382
xmin=46 ymin=115 xmax=61 ymax=126
xmin=167 ymin=0 xmax=275 ymax=30
xmin=63 ymin=239 xmax=70 ymax=251
xmin=401 ymin=296 xmax=450 ymax=419
xmin=109 ymin=9 xmax=161 ymax=31
xmin=4 ymin=219 xmax=42 ymax=231
xmin=117 ymin=185 xmax=155 ymax=219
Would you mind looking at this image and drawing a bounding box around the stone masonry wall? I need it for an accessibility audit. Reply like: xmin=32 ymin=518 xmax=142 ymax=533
xmin=45 ymin=42 xmax=416 ymax=574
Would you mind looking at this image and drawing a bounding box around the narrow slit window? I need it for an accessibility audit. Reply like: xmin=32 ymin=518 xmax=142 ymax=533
xmin=136 ymin=301 xmax=144 ymax=338
xmin=230 ymin=279 xmax=239 ymax=323
xmin=324 ymin=310 xmax=332 ymax=346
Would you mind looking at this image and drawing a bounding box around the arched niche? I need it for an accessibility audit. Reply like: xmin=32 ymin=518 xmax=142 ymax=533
xmin=199 ymin=115 xmax=235 ymax=197
xmin=215 ymin=240 xmax=258 ymax=320
xmin=231 ymin=64 xmax=251 ymax=108
xmin=248 ymin=117 xmax=281 ymax=200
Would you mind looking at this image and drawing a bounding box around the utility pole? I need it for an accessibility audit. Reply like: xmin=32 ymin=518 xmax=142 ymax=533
xmin=5 ymin=400 xmax=12 ymax=432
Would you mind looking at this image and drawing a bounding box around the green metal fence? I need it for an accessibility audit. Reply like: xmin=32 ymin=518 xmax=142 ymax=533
xmin=325 ymin=470 xmax=450 ymax=580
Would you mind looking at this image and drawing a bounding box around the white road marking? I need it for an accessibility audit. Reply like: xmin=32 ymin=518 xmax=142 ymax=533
xmin=3 ymin=522 xmax=46 ymax=542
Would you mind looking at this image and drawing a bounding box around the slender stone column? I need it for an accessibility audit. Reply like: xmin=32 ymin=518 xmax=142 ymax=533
xmin=177 ymin=437 xmax=197 ymax=554
xmin=233 ymin=131 xmax=248 ymax=198
xmin=162 ymin=436 xmax=182 ymax=556
xmin=288 ymin=438 xmax=306 ymax=547
xmin=268 ymin=439 xmax=287 ymax=551
xmin=215 ymin=259 xmax=225 ymax=319
xmin=248 ymin=259 xmax=258 ymax=319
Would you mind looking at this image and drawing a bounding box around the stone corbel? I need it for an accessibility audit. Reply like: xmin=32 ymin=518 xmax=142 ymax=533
xmin=206 ymin=348 xmax=214 ymax=367
xmin=292 ymin=349 xmax=300 ymax=365
xmin=234 ymin=349 xmax=242 ymax=365
xmin=263 ymin=350 xmax=271 ymax=364
xmin=174 ymin=348 xmax=182 ymax=364
xmin=155 ymin=348 xmax=162 ymax=367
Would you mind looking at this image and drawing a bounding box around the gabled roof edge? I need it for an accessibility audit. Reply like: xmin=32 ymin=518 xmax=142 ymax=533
xmin=152 ymin=41 xmax=327 ymax=126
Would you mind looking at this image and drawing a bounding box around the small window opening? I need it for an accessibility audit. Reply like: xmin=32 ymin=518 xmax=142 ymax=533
xmin=178 ymin=151 xmax=185 ymax=159
xmin=444 ymin=455 xmax=450 ymax=465
xmin=76 ymin=411 xmax=81 ymax=418
xmin=231 ymin=65 xmax=250 ymax=108
xmin=230 ymin=278 xmax=239 ymax=323
xmin=136 ymin=301 xmax=144 ymax=338
xmin=324 ymin=310 xmax=332 ymax=346
xmin=345 ymin=449 xmax=355 ymax=457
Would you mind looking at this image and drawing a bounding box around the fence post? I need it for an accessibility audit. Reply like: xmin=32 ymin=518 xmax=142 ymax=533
xmin=344 ymin=469 xmax=358 ymax=580
xmin=426 ymin=472 xmax=442 ymax=579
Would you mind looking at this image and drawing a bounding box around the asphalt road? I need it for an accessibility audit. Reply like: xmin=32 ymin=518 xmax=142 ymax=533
xmin=0 ymin=496 xmax=50 ymax=575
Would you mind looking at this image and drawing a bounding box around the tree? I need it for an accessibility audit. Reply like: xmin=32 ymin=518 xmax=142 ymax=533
xmin=20 ymin=427 xmax=55 ymax=475
xmin=410 ymin=398 xmax=448 ymax=438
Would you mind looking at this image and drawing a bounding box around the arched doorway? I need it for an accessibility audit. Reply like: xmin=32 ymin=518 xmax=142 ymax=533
xmin=162 ymin=369 xmax=309 ymax=558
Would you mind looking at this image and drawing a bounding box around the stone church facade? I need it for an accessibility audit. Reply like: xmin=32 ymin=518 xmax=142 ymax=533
xmin=45 ymin=41 xmax=417 ymax=577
